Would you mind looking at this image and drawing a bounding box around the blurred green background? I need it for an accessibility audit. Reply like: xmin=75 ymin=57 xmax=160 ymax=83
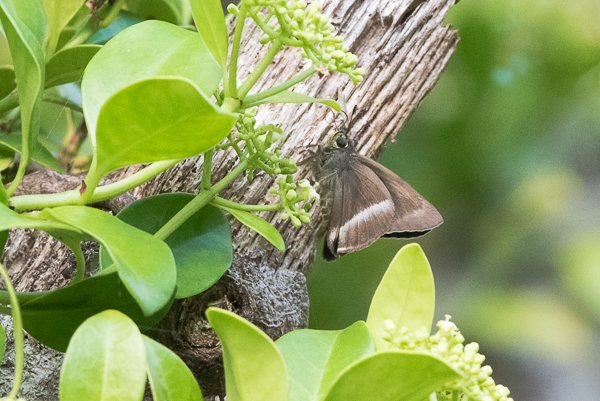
xmin=308 ymin=0 xmax=600 ymax=400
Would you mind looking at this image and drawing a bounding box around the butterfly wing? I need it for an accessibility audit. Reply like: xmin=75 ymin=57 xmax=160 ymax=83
xmin=324 ymin=158 xmax=397 ymax=259
xmin=357 ymin=155 xmax=443 ymax=237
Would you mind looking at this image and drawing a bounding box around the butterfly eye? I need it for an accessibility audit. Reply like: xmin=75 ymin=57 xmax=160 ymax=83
xmin=335 ymin=135 xmax=348 ymax=148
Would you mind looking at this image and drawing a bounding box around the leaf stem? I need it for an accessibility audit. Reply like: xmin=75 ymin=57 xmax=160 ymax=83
xmin=154 ymin=158 xmax=253 ymax=240
xmin=227 ymin=5 xmax=248 ymax=98
xmin=0 ymin=262 xmax=24 ymax=399
xmin=244 ymin=65 xmax=317 ymax=107
xmin=72 ymin=244 xmax=86 ymax=283
xmin=10 ymin=159 xmax=180 ymax=211
xmin=212 ymin=196 xmax=281 ymax=212
xmin=238 ymin=40 xmax=283 ymax=100
xmin=201 ymin=149 xmax=213 ymax=190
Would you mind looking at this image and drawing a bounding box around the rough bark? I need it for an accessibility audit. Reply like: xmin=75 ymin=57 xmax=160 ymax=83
xmin=1 ymin=0 xmax=459 ymax=399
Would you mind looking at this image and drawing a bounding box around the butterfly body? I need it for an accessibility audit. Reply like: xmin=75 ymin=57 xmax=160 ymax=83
xmin=317 ymin=136 xmax=443 ymax=260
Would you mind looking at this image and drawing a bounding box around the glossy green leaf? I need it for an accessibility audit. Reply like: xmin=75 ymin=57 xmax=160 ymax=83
xmin=127 ymin=0 xmax=190 ymax=25
xmin=41 ymin=0 xmax=84 ymax=55
xmin=101 ymin=194 xmax=233 ymax=299
xmin=0 ymin=65 xmax=15 ymax=98
xmin=0 ymin=143 xmax=13 ymax=171
xmin=276 ymin=322 xmax=375 ymax=401
xmin=0 ymin=132 xmax=63 ymax=171
xmin=0 ymin=202 xmax=77 ymax=232
xmin=218 ymin=206 xmax=285 ymax=252
xmin=43 ymin=206 xmax=176 ymax=316
xmin=45 ymin=44 xmax=101 ymax=88
xmin=20 ymin=272 xmax=171 ymax=351
xmin=144 ymin=336 xmax=204 ymax=401
xmin=190 ymin=0 xmax=228 ymax=69
xmin=59 ymin=310 xmax=147 ymax=401
xmin=85 ymin=77 xmax=235 ymax=191
xmin=0 ymin=320 xmax=5 ymax=362
xmin=0 ymin=0 xmax=46 ymax=186
xmin=82 ymin=19 xmax=222 ymax=136
xmin=206 ymin=307 xmax=290 ymax=401
xmin=246 ymin=91 xmax=341 ymax=111
xmin=323 ymin=351 xmax=461 ymax=401
xmin=366 ymin=243 xmax=435 ymax=350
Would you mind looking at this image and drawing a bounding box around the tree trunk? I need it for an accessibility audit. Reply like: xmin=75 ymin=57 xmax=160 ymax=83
xmin=0 ymin=0 xmax=459 ymax=399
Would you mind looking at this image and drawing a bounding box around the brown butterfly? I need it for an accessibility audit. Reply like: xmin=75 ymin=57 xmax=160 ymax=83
xmin=316 ymin=126 xmax=443 ymax=260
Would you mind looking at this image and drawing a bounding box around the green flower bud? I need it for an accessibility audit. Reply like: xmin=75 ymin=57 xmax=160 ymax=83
xmin=227 ymin=3 xmax=240 ymax=14
xmin=286 ymin=189 xmax=297 ymax=200
xmin=290 ymin=215 xmax=301 ymax=227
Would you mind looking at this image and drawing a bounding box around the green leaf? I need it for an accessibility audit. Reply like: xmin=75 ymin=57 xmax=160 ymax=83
xmin=276 ymin=322 xmax=375 ymax=401
xmin=86 ymin=10 xmax=143 ymax=45
xmin=144 ymin=336 xmax=204 ymax=401
xmin=0 ymin=202 xmax=77 ymax=232
xmin=206 ymin=307 xmax=290 ymax=401
xmin=366 ymin=243 xmax=435 ymax=350
xmin=101 ymin=193 xmax=233 ymax=298
xmin=45 ymin=44 xmax=101 ymax=88
xmin=0 ymin=178 xmax=6 ymax=205
xmin=246 ymin=91 xmax=341 ymax=111
xmin=218 ymin=206 xmax=285 ymax=252
xmin=0 ymin=65 xmax=15 ymax=98
xmin=0 ymin=143 xmax=13 ymax=171
xmin=0 ymin=132 xmax=63 ymax=171
xmin=0 ymin=0 xmax=46 ymax=187
xmin=323 ymin=351 xmax=461 ymax=401
xmin=59 ymin=310 xmax=147 ymax=401
xmin=190 ymin=0 xmax=228 ymax=69
xmin=82 ymin=19 xmax=222 ymax=137
xmin=127 ymin=0 xmax=190 ymax=25
xmin=20 ymin=272 xmax=171 ymax=351
xmin=41 ymin=0 xmax=85 ymax=55
xmin=85 ymin=77 xmax=235 ymax=191
xmin=43 ymin=206 xmax=176 ymax=316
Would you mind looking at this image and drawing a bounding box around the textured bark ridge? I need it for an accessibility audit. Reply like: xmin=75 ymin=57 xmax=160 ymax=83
xmin=0 ymin=0 xmax=459 ymax=399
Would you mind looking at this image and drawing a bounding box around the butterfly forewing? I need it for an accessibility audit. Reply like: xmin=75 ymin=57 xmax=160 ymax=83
xmin=357 ymin=155 xmax=443 ymax=235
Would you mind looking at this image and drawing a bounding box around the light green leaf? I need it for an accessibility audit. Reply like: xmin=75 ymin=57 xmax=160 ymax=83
xmin=323 ymin=351 xmax=461 ymax=401
xmin=85 ymin=77 xmax=235 ymax=192
xmin=144 ymin=336 xmax=204 ymax=401
xmin=101 ymin=194 xmax=233 ymax=299
xmin=190 ymin=0 xmax=228 ymax=69
xmin=0 ymin=0 xmax=46 ymax=191
xmin=0 ymin=65 xmax=15 ymax=98
xmin=366 ymin=243 xmax=435 ymax=350
xmin=59 ymin=310 xmax=147 ymax=401
xmin=126 ymin=0 xmax=190 ymax=25
xmin=0 ymin=132 xmax=63 ymax=171
xmin=45 ymin=44 xmax=101 ymax=88
xmin=206 ymin=307 xmax=290 ymax=401
xmin=218 ymin=206 xmax=285 ymax=252
xmin=0 ymin=143 xmax=13 ymax=171
xmin=43 ymin=206 xmax=176 ymax=316
xmin=276 ymin=322 xmax=375 ymax=401
xmin=246 ymin=91 xmax=341 ymax=111
xmin=82 ymin=19 xmax=222 ymax=136
xmin=41 ymin=0 xmax=85 ymax=55
xmin=0 ymin=172 xmax=6 ymax=204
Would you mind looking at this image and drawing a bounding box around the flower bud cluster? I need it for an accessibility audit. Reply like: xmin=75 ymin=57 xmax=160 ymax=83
xmin=271 ymin=176 xmax=319 ymax=227
xmin=383 ymin=316 xmax=513 ymax=401
xmin=232 ymin=0 xmax=364 ymax=83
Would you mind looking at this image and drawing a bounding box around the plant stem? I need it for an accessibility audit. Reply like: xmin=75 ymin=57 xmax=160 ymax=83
xmin=238 ymin=40 xmax=283 ymax=100
xmin=212 ymin=196 xmax=281 ymax=212
xmin=201 ymin=149 xmax=213 ymax=190
xmin=154 ymin=158 xmax=252 ymax=240
xmin=0 ymin=263 xmax=24 ymax=399
xmin=452 ymin=390 xmax=461 ymax=401
xmin=244 ymin=66 xmax=317 ymax=106
xmin=72 ymin=244 xmax=86 ymax=283
xmin=10 ymin=159 xmax=180 ymax=211
xmin=227 ymin=6 xmax=248 ymax=98
xmin=0 ymin=289 xmax=49 ymax=304
xmin=42 ymin=96 xmax=83 ymax=113
xmin=99 ymin=0 xmax=126 ymax=28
